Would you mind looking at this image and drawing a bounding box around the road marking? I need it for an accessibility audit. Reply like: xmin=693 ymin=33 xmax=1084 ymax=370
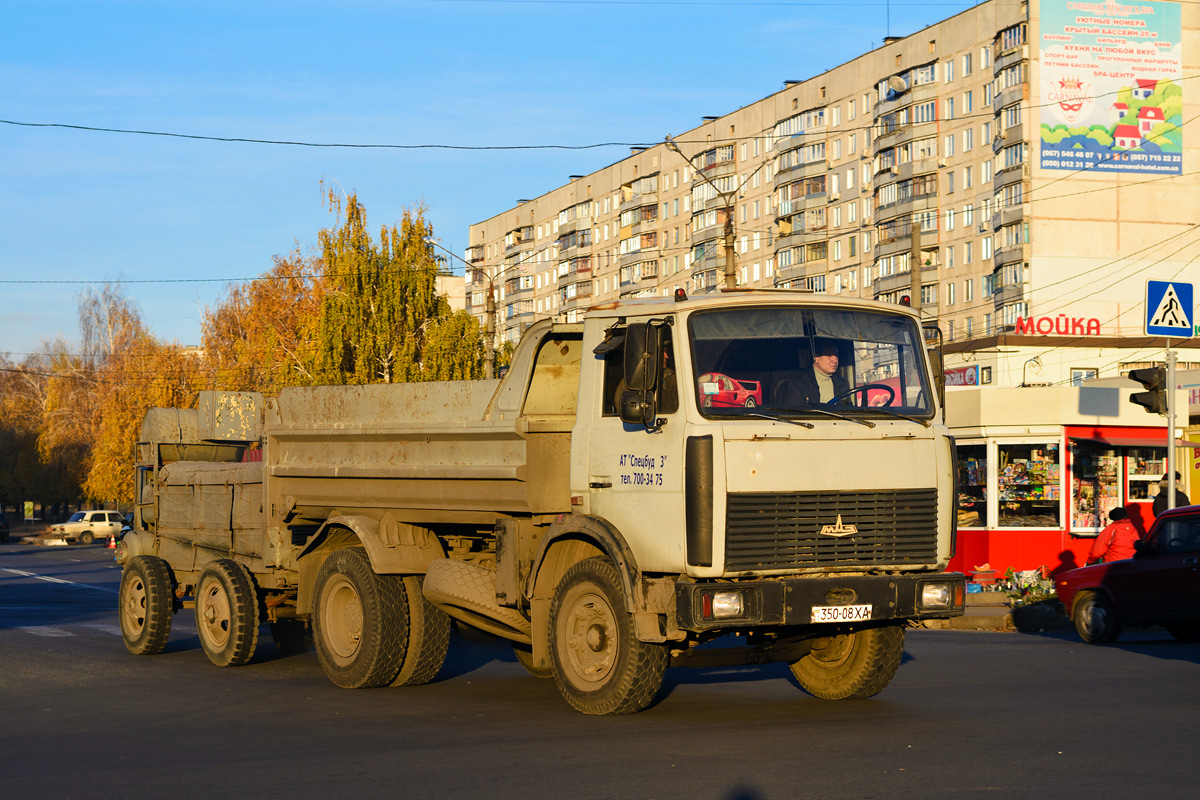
xmin=0 ymin=567 xmax=119 ymax=594
xmin=18 ymin=626 xmax=75 ymax=637
xmin=82 ymin=624 xmax=123 ymax=636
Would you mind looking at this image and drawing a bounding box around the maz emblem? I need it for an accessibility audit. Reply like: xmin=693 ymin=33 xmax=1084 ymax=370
xmin=819 ymin=514 xmax=858 ymax=537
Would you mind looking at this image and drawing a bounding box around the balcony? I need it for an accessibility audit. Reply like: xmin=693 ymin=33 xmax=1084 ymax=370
xmin=871 ymin=263 xmax=937 ymax=298
xmin=619 ymin=191 xmax=658 ymax=214
xmin=993 ymin=242 xmax=1029 ymax=268
xmin=772 ymin=157 xmax=827 ymax=187
xmin=619 ymin=247 xmax=659 ymax=269
xmin=994 ymin=44 xmax=1027 ymax=74
xmin=873 ymin=120 xmax=938 ymax=153
xmin=874 ymin=191 xmax=938 ymax=225
xmin=700 ymin=159 xmax=737 ymax=181
xmin=873 ymin=80 xmax=939 ymax=121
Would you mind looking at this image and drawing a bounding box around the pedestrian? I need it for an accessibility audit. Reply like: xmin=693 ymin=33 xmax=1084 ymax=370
xmin=1152 ymin=471 xmax=1190 ymax=516
xmin=1087 ymin=507 xmax=1140 ymax=564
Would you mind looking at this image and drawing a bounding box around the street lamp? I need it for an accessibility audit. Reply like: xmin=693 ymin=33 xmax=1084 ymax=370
xmin=425 ymin=237 xmax=546 ymax=379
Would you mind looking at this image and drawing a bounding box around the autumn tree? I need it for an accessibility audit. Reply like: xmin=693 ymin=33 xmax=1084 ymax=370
xmin=311 ymin=193 xmax=483 ymax=384
xmin=67 ymin=285 xmax=205 ymax=505
xmin=203 ymin=249 xmax=326 ymax=394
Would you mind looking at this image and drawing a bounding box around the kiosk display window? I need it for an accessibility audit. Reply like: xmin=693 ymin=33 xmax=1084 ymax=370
xmin=957 ymin=444 xmax=986 ymax=527
xmin=1071 ymin=441 xmax=1120 ymax=530
xmin=1126 ymin=447 xmax=1166 ymax=501
xmin=998 ymin=443 xmax=1061 ymax=528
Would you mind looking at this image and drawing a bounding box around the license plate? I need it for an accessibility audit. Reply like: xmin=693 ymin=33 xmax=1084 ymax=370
xmin=810 ymin=604 xmax=872 ymax=623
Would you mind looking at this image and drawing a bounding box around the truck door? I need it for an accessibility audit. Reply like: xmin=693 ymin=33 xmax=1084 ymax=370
xmin=586 ymin=320 xmax=687 ymax=573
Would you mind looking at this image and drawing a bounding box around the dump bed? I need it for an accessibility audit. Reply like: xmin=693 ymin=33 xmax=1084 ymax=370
xmin=264 ymin=323 xmax=583 ymax=528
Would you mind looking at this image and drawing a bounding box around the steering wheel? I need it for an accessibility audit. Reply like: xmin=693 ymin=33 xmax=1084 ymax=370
xmin=827 ymin=382 xmax=896 ymax=407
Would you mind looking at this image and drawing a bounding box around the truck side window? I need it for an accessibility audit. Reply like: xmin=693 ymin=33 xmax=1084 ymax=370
xmin=601 ymin=329 xmax=678 ymax=417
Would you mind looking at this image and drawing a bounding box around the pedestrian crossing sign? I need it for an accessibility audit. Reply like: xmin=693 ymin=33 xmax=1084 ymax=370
xmin=1145 ymin=281 xmax=1194 ymax=338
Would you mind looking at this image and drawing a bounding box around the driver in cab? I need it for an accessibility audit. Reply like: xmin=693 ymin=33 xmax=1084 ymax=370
xmin=778 ymin=338 xmax=849 ymax=406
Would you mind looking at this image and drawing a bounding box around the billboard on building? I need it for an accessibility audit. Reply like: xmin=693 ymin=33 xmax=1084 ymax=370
xmin=1039 ymin=0 xmax=1182 ymax=175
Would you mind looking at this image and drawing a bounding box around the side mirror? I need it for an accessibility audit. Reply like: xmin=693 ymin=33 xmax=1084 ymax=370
xmin=1133 ymin=539 xmax=1148 ymax=557
xmin=623 ymin=322 xmax=660 ymax=392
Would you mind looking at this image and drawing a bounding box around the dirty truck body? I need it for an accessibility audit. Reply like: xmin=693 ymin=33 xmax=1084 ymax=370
xmin=119 ymin=292 xmax=965 ymax=714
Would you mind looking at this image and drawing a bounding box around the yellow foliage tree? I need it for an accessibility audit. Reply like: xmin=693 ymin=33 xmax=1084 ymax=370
xmin=203 ymin=250 xmax=326 ymax=394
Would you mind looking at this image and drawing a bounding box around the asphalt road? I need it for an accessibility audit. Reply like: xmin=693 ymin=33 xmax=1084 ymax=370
xmin=2 ymin=542 xmax=1198 ymax=800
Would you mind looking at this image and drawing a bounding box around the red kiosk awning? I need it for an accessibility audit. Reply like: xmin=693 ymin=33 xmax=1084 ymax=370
xmin=1068 ymin=435 xmax=1200 ymax=449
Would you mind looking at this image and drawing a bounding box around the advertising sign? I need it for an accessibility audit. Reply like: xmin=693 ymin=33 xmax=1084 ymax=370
xmin=1039 ymin=0 xmax=1182 ymax=175
xmin=945 ymin=365 xmax=980 ymax=387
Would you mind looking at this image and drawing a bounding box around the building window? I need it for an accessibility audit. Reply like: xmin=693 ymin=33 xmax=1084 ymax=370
xmin=963 ymin=53 xmax=973 ymax=76
xmin=1071 ymin=368 xmax=1098 ymax=386
xmin=964 ymin=128 xmax=974 ymax=151
xmin=965 ymin=241 xmax=973 ymax=264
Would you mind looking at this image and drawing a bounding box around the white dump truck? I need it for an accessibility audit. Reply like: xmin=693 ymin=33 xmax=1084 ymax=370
xmin=117 ymin=291 xmax=964 ymax=714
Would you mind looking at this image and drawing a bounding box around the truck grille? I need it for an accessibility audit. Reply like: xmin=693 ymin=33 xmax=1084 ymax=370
xmin=725 ymin=489 xmax=938 ymax=571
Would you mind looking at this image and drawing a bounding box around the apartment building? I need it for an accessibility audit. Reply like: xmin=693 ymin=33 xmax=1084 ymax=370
xmin=466 ymin=0 xmax=1199 ymax=386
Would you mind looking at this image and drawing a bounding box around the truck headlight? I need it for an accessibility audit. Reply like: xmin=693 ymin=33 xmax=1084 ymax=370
xmin=919 ymin=582 xmax=960 ymax=609
xmin=700 ymin=589 xmax=748 ymax=620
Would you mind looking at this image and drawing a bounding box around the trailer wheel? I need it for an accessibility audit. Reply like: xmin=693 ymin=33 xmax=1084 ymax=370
xmin=790 ymin=624 xmax=905 ymax=700
xmin=195 ymin=560 xmax=260 ymax=667
xmin=391 ymin=575 xmax=451 ymax=687
xmin=269 ymin=619 xmax=312 ymax=655
xmin=549 ymin=557 xmax=666 ymax=715
xmin=1073 ymin=591 xmax=1121 ymax=644
xmin=313 ymin=548 xmax=407 ymax=689
xmin=119 ymin=555 xmax=174 ymax=655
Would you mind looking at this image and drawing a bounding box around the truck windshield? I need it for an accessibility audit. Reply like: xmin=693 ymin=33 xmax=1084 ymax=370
xmin=688 ymin=306 xmax=934 ymax=419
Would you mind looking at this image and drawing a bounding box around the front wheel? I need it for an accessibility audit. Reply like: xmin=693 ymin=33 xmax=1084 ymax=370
xmin=195 ymin=560 xmax=260 ymax=667
xmin=1073 ymin=591 xmax=1121 ymax=644
xmin=1167 ymin=624 xmax=1200 ymax=642
xmin=119 ymin=555 xmax=174 ymax=655
xmin=313 ymin=548 xmax=407 ymax=689
xmin=549 ymin=557 xmax=666 ymax=715
xmin=790 ymin=624 xmax=905 ymax=700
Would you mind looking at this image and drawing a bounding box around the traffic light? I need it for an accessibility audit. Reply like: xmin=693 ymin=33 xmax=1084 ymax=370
xmin=1128 ymin=366 xmax=1167 ymax=415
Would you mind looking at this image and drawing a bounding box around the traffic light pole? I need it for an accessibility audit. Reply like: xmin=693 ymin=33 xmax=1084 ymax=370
xmin=1167 ymin=343 xmax=1177 ymax=511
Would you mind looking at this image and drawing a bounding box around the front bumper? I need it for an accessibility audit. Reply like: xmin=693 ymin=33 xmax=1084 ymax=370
xmin=675 ymin=572 xmax=966 ymax=632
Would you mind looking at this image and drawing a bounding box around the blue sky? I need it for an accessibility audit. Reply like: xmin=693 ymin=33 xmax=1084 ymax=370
xmin=2 ymin=0 xmax=979 ymax=356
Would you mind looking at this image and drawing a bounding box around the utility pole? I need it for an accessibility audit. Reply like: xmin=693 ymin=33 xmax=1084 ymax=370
xmin=909 ymin=213 xmax=922 ymax=315
xmin=665 ymin=136 xmax=767 ymax=292
xmin=1167 ymin=344 xmax=1177 ymax=510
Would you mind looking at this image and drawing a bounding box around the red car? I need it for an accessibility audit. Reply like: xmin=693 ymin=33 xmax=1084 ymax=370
xmin=1058 ymin=504 xmax=1200 ymax=644
xmin=697 ymin=372 xmax=762 ymax=409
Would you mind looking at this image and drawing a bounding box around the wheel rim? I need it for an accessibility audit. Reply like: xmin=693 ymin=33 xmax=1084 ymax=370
xmin=198 ymin=577 xmax=232 ymax=649
xmin=807 ymin=633 xmax=854 ymax=670
xmin=122 ymin=576 xmax=148 ymax=636
xmin=1082 ymin=600 xmax=1109 ymax=638
xmin=561 ymin=589 xmax=618 ymax=686
xmin=321 ymin=576 xmax=364 ymax=666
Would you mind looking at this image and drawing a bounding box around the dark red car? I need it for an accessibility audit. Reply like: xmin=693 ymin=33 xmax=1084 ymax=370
xmin=1058 ymin=504 xmax=1200 ymax=644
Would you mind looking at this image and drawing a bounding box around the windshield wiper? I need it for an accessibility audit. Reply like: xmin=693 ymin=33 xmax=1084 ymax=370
xmin=858 ymin=406 xmax=932 ymax=427
xmin=762 ymin=404 xmax=875 ymax=428
xmin=747 ymin=409 xmax=815 ymax=428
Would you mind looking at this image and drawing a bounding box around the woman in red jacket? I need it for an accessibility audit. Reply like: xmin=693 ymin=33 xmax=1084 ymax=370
xmin=1088 ymin=506 xmax=1140 ymax=564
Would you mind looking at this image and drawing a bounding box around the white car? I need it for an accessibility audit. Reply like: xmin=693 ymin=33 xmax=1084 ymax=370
xmin=50 ymin=510 xmax=124 ymax=544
